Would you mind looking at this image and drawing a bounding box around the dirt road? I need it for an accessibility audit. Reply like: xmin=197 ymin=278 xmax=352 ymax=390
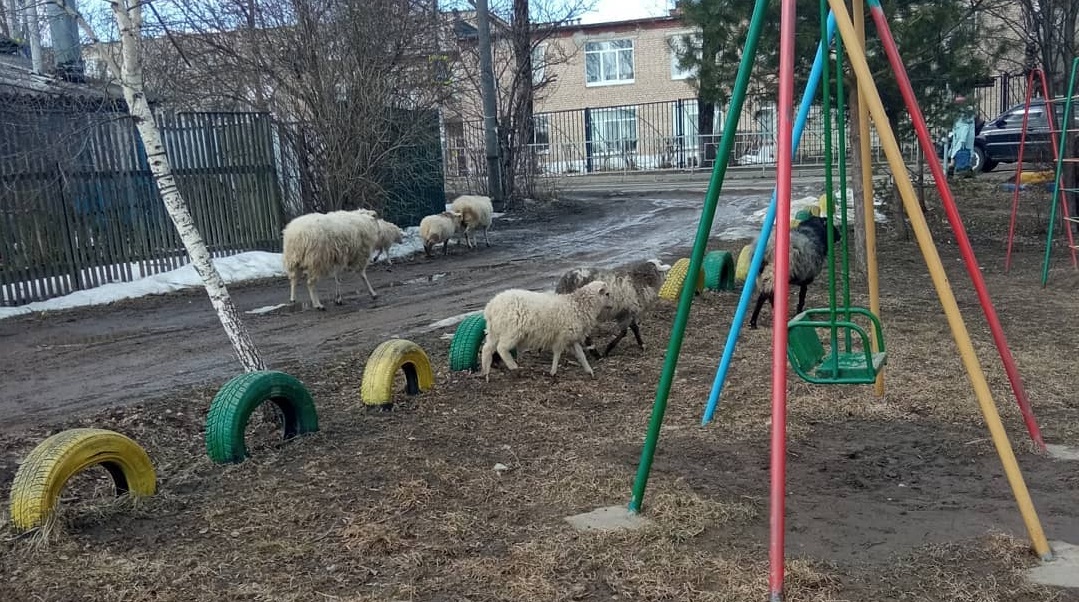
xmin=0 ymin=187 xmax=803 ymax=429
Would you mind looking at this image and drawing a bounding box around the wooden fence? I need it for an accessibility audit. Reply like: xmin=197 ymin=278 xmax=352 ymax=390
xmin=0 ymin=110 xmax=284 ymax=307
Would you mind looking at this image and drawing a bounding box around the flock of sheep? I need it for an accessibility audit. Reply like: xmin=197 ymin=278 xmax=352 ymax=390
xmin=280 ymin=192 xmax=840 ymax=380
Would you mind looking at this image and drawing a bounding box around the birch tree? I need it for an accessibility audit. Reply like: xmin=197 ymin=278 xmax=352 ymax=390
xmin=55 ymin=0 xmax=266 ymax=373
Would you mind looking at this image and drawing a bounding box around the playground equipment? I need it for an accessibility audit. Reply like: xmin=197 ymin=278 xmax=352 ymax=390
xmin=626 ymin=0 xmax=1053 ymax=598
xmin=9 ymin=428 xmax=157 ymax=531
xmin=205 ymin=370 xmax=319 ymax=464
xmin=1003 ymin=64 xmax=1079 ymax=279
xmin=359 ymin=338 xmax=434 ymax=409
xmin=1043 ymin=57 xmax=1079 ymax=285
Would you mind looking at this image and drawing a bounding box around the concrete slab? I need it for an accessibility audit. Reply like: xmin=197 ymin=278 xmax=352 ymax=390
xmin=564 ymin=505 xmax=651 ymax=533
xmin=1046 ymin=444 xmax=1079 ymax=461
xmin=1027 ymin=541 xmax=1079 ymax=588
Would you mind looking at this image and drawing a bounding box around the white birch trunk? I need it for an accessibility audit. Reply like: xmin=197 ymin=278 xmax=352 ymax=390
xmin=64 ymin=0 xmax=266 ymax=373
xmin=20 ymin=0 xmax=43 ymax=73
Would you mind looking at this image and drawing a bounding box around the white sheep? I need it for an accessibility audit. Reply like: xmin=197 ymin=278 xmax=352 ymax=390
xmin=555 ymin=258 xmax=670 ymax=358
xmin=419 ymin=210 xmax=464 ymax=257
xmin=371 ymin=219 xmax=404 ymax=265
xmin=750 ymin=215 xmax=842 ymax=329
xmin=450 ymin=194 xmax=494 ymax=248
xmin=480 ymin=280 xmax=612 ymax=381
xmin=282 ymin=208 xmax=380 ymax=310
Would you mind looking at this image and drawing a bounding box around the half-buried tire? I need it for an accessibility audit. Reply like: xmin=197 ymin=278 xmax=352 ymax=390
xmin=9 ymin=428 xmax=156 ymax=531
xmin=205 ymin=371 xmax=319 ymax=465
xmin=449 ymin=313 xmax=487 ymax=372
xmin=735 ymin=243 xmax=754 ymax=285
xmin=659 ymin=257 xmax=705 ymax=301
xmin=703 ymin=250 xmax=736 ymax=291
xmin=360 ymin=339 xmax=435 ymax=409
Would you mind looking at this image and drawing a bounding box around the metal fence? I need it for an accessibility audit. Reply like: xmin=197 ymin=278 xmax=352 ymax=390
xmin=0 ymin=108 xmax=284 ymax=307
xmin=443 ymin=72 xmax=1024 ymax=180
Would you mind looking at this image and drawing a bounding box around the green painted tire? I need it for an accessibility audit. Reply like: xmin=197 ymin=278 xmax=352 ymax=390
xmin=449 ymin=313 xmax=487 ymax=372
xmin=703 ymin=250 xmax=735 ymax=291
xmin=205 ymin=371 xmax=319 ymax=464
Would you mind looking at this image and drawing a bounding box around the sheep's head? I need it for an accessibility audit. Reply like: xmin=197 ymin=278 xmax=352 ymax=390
xmin=636 ymin=259 xmax=671 ymax=289
xmin=799 ymin=215 xmax=842 ymax=247
xmin=441 ymin=210 xmax=465 ymax=228
xmin=581 ymin=280 xmax=613 ymax=311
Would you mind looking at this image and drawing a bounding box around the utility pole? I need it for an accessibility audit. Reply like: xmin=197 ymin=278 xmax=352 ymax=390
xmin=475 ymin=0 xmax=503 ymax=206
xmin=19 ymin=0 xmax=43 ymax=74
xmin=46 ymin=0 xmax=84 ymax=81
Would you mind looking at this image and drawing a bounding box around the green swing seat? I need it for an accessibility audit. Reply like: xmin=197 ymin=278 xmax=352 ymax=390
xmin=787 ymin=307 xmax=887 ymax=385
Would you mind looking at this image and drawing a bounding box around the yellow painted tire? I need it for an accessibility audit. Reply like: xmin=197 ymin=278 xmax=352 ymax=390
xmin=658 ymin=258 xmax=705 ymax=301
xmin=360 ymin=339 xmax=435 ymax=408
xmin=1019 ymin=170 xmax=1054 ymax=184
xmin=735 ymin=243 xmax=755 ymax=285
xmin=9 ymin=428 xmax=156 ymax=531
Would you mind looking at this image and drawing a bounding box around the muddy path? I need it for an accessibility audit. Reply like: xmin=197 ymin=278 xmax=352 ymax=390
xmin=0 ymin=187 xmax=801 ymax=429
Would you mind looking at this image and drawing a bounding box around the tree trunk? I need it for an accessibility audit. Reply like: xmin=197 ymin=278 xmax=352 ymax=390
xmin=699 ymin=98 xmax=717 ymax=167
xmin=847 ymin=85 xmax=869 ymax=277
xmin=510 ymin=0 xmax=533 ymax=204
xmin=110 ymin=0 xmax=265 ymax=374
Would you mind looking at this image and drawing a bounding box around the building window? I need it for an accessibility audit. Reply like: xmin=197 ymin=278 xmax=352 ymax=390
xmin=669 ymin=34 xmax=700 ymax=80
xmin=590 ymin=106 xmax=637 ymax=154
xmin=585 ymin=39 xmax=634 ymax=86
xmin=532 ymin=114 xmax=550 ymax=153
xmin=532 ymin=44 xmax=547 ymax=85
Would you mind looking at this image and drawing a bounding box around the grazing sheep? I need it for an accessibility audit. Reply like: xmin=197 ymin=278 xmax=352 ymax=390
xmin=749 ymin=215 xmax=842 ymax=329
xmin=419 ymin=211 xmax=464 ymax=257
xmin=282 ymin=208 xmax=380 ymax=310
xmin=450 ymin=194 xmax=494 ymax=248
xmin=371 ymin=219 xmax=405 ymax=265
xmin=480 ymin=280 xmax=613 ymax=381
xmin=554 ymin=259 xmax=670 ymax=358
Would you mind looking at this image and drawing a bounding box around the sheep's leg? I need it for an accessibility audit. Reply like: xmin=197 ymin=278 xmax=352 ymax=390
xmin=630 ymin=321 xmax=645 ymax=347
xmin=424 ymin=242 xmax=434 ymax=258
xmin=549 ymin=346 xmax=562 ymax=376
xmin=443 ymin=240 xmax=450 ymax=255
xmin=749 ymin=293 xmax=770 ymax=329
xmin=796 ymin=284 xmax=808 ymax=314
xmin=306 ymin=276 xmax=324 ymax=311
xmin=584 ymin=335 xmax=602 ymax=360
xmin=603 ymin=328 xmax=630 ymax=357
xmin=288 ymin=272 xmax=298 ymax=305
xmin=480 ymin=337 xmax=497 ymax=381
xmin=571 ymin=342 xmax=596 ymax=379
xmin=333 ymin=271 xmax=344 ymax=306
xmin=483 ymin=226 xmax=490 ymax=247
xmin=497 ymin=340 xmax=519 ymax=370
xmin=360 ymin=265 xmax=378 ymax=299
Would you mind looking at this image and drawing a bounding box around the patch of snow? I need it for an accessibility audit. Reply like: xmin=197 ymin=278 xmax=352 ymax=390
xmin=403 ymin=272 xmax=447 ymax=286
xmin=246 ymin=303 xmax=290 ymax=315
xmin=0 ymin=251 xmax=286 ymax=321
xmin=424 ymin=309 xmax=481 ymax=331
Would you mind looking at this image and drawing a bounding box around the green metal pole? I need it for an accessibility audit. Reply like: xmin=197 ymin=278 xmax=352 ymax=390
xmin=628 ymin=0 xmax=771 ymax=514
xmin=835 ymin=24 xmax=852 ymax=352
xmin=1042 ymin=57 xmax=1079 ymax=287
xmin=821 ymin=0 xmax=840 ymax=376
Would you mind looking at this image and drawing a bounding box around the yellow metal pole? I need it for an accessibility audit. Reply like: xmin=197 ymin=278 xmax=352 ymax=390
xmin=828 ymin=0 xmax=1053 ymax=561
xmin=853 ymin=0 xmax=884 ymax=397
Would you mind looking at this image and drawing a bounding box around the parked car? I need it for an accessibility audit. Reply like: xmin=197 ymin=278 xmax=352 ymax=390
xmin=937 ymin=96 xmax=1079 ymax=173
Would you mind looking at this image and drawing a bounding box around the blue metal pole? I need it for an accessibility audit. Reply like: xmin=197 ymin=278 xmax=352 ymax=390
xmin=701 ymin=10 xmax=837 ymax=425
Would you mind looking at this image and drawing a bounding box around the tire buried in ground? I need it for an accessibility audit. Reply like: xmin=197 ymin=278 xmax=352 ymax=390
xmin=205 ymin=371 xmax=319 ymax=464
xmin=659 ymin=257 xmax=705 ymax=301
xmin=9 ymin=428 xmax=157 ymax=531
xmin=448 ymin=313 xmax=516 ymax=372
xmin=360 ymin=339 xmax=435 ymax=410
xmin=703 ymin=250 xmax=736 ymax=291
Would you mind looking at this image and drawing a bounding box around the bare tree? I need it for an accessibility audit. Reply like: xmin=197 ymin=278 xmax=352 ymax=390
xmin=54 ymin=0 xmax=266 ymax=373
xmin=122 ymin=0 xmax=452 ymax=219
xmin=987 ymin=0 xmax=1078 ymax=95
xmin=446 ymin=0 xmax=593 ymax=206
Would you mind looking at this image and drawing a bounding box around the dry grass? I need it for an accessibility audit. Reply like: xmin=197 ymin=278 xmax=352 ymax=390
xmin=0 ymin=180 xmax=1076 ymax=601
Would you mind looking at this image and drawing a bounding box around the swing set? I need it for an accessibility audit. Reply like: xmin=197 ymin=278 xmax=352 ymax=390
xmin=621 ymin=0 xmax=1057 ymax=599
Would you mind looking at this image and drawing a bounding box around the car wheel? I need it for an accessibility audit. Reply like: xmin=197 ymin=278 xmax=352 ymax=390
xmin=972 ymin=146 xmax=987 ymax=172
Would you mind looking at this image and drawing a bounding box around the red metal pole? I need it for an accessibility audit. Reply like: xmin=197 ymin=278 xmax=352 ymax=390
xmin=1005 ymin=71 xmax=1037 ymax=273
xmin=770 ymin=0 xmax=796 ymax=599
xmin=866 ymin=1 xmax=1047 ymax=450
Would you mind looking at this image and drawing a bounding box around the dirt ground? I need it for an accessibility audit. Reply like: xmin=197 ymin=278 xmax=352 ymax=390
xmin=2 ymin=177 xmax=1079 ymax=601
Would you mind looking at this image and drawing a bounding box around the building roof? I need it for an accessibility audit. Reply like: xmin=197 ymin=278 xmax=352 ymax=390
xmin=0 ymin=52 xmax=124 ymax=105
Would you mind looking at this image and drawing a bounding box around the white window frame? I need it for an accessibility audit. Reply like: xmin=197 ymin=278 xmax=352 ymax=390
xmin=590 ymin=106 xmax=638 ymax=155
xmin=532 ymin=43 xmax=548 ymax=86
xmin=585 ymin=39 xmax=635 ymax=87
xmin=532 ymin=113 xmax=550 ymax=154
xmin=668 ymin=34 xmax=701 ymax=81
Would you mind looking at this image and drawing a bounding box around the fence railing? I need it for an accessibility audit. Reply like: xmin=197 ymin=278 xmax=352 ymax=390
xmin=442 ymin=73 xmax=1023 ymax=181
xmin=0 ymin=110 xmax=284 ymax=307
